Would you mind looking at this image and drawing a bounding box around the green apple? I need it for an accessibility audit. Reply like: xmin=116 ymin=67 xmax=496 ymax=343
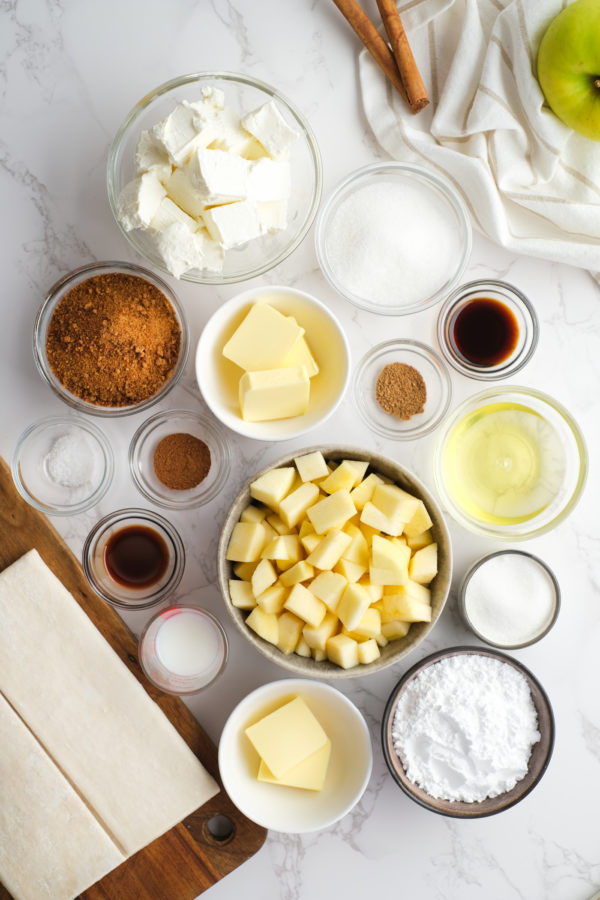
xmin=537 ymin=0 xmax=600 ymax=141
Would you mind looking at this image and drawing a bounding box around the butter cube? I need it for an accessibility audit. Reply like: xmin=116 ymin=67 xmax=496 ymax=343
xmin=302 ymin=611 xmax=340 ymax=652
xmin=350 ymin=473 xmax=384 ymax=510
xmin=357 ymin=639 xmax=381 ymax=665
xmin=336 ymin=583 xmax=371 ymax=632
xmin=245 ymin=607 xmax=279 ymax=645
xmin=409 ymin=543 xmax=438 ymax=585
xmin=250 ymin=467 xmax=296 ymax=508
xmin=228 ymin=579 xmax=256 ymax=610
xmin=276 ymin=611 xmax=304 ymax=655
xmin=223 ymin=303 xmax=304 ymax=371
xmin=256 ymin=582 xmax=288 ymax=614
xmin=284 ymin=583 xmax=327 ymax=628
xmin=326 ymin=633 xmax=359 ymax=669
xmin=306 ymin=530 xmax=353 ymax=570
xmin=279 ymin=560 xmax=315 ymax=587
xmin=244 ymin=696 xmax=327 ymax=779
xmin=279 ymin=482 xmax=320 ymax=528
xmin=308 ymin=571 xmax=347 ymax=613
xmin=251 ymin=558 xmax=278 ymax=598
xmin=257 ymin=739 xmax=331 ymax=791
xmin=307 ymin=490 xmax=357 ymax=534
xmin=403 ymin=500 xmax=434 ymax=538
xmin=284 ymin=336 xmax=319 ymax=378
xmin=239 ymin=366 xmax=310 ymax=422
xmin=225 ymin=521 xmax=268 ymax=562
xmin=294 ymin=451 xmax=328 ymax=483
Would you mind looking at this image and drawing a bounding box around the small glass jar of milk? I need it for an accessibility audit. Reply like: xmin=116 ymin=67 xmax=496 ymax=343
xmin=139 ymin=605 xmax=228 ymax=694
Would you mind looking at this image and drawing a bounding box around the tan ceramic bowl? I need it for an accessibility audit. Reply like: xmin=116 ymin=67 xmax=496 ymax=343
xmin=217 ymin=446 xmax=452 ymax=678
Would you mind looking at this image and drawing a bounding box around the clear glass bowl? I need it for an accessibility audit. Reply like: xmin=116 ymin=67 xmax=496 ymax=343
xmin=315 ymin=163 xmax=472 ymax=316
xmin=437 ymin=280 xmax=539 ymax=380
xmin=107 ymin=72 xmax=322 ymax=283
xmin=353 ymin=339 xmax=452 ymax=440
xmin=11 ymin=415 xmax=114 ymax=515
xmin=34 ymin=261 xmax=189 ymax=417
xmin=82 ymin=508 xmax=185 ymax=610
xmin=434 ymin=386 xmax=588 ymax=539
xmin=129 ymin=409 xmax=231 ymax=509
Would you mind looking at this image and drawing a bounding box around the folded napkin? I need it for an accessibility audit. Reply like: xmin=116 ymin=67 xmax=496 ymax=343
xmin=359 ymin=0 xmax=600 ymax=280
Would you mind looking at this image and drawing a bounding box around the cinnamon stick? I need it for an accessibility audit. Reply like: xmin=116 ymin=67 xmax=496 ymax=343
xmin=376 ymin=0 xmax=429 ymax=110
xmin=330 ymin=0 xmax=409 ymax=106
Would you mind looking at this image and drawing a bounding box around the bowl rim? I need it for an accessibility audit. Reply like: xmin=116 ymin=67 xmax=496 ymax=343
xmin=436 ymin=279 xmax=540 ymax=381
xmin=353 ymin=338 xmax=452 ymax=440
xmin=107 ymin=71 xmax=323 ymax=285
xmin=314 ymin=161 xmax=472 ymax=316
xmin=433 ymin=384 xmax=589 ymax=540
xmin=11 ymin=413 xmax=115 ymax=516
xmin=217 ymin=676 xmax=373 ymax=833
xmin=33 ymin=260 xmax=190 ymax=418
xmin=194 ymin=284 xmax=351 ymax=442
xmin=381 ymin=645 xmax=556 ymax=818
xmin=217 ymin=444 xmax=453 ymax=678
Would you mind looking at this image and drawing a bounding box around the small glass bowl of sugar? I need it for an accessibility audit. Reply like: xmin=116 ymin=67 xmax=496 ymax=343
xmin=11 ymin=415 xmax=114 ymax=515
xmin=315 ymin=163 xmax=472 ymax=316
xmin=459 ymin=550 xmax=560 ymax=649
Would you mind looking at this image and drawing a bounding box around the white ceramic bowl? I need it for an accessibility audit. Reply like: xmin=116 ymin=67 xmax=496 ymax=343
xmin=218 ymin=678 xmax=372 ymax=833
xmin=195 ymin=286 xmax=350 ymax=441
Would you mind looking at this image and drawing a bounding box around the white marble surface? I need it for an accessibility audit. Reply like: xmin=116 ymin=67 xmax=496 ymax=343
xmin=2 ymin=2 xmax=600 ymax=899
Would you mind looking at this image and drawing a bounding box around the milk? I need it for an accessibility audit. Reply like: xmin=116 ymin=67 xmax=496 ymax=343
xmin=155 ymin=610 xmax=222 ymax=677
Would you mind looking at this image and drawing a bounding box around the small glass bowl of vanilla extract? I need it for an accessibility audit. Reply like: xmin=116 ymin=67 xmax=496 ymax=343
xmin=82 ymin=509 xmax=185 ymax=610
xmin=437 ymin=280 xmax=539 ymax=380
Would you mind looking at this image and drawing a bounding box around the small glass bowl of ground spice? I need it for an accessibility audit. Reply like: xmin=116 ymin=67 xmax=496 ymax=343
xmin=353 ymin=339 xmax=452 ymax=440
xmin=129 ymin=409 xmax=231 ymax=509
xmin=34 ymin=261 xmax=189 ymax=416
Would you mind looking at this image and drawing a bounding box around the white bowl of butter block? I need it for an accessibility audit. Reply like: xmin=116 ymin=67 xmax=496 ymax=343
xmin=195 ymin=285 xmax=350 ymax=441
xmin=218 ymin=678 xmax=372 ymax=833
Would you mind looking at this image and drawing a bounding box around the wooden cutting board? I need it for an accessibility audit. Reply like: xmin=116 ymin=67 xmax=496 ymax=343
xmin=0 ymin=456 xmax=267 ymax=900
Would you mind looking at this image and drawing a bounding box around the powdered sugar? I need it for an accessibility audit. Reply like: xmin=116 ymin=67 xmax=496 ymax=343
xmin=391 ymin=654 xmax=540 ymax=803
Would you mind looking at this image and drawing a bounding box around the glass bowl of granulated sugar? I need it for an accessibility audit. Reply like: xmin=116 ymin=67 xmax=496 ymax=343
xmin=315 ymin=163 xmax=472 ymax=316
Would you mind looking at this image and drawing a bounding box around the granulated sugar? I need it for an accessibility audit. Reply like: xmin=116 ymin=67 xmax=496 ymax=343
xmin=323 ymin=180 xmax=461 ymax=308
xmin=392 ymin=654 xmax=540 ymax=802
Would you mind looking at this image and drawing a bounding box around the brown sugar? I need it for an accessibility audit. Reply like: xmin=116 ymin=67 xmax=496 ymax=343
xmin=45 ymin=272 xmax=181 ymax=407
xmin=375 ymin=362 xmax=427 ymax=420
xmin=153 ymin=433 xmax=211 ymax=491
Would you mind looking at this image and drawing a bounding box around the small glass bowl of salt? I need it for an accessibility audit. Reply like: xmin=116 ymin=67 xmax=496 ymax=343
xmin=11 ymin=415 xmax=114 ymax=515
xmin=459 ymin=550 xmax=560 ymax=649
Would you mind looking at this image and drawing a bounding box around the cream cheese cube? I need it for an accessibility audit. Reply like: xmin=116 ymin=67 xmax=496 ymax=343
xmin=149 ymin=197 xmax=198 ymax=232
xmin=202 ymin=199 xmax=262 ymax=249
xmin=241 ymin=99 xmax=299 ymax=158
xmin=152 ymin=100 xmax=216 ymax=165
xmin=256 ymin=200 xmax=289 ymax=234
xmin=164 ymin=167 xmax=207 ymax=218
xmin=247 ymin=158 xmax=291 ymax=202
xmin=188 ymin=148 xmax=249 ymax=203
xmin=151 ymin=222 xmax=224 ymax=278
xmin=117 ymin=172 xmax=167 ymax=232
xmin=135 ymin=129 xmax=171 ymax=172
xmin=239 ymin=366 xmax=310 ymax=422
xmin=222 ymin=303 xmax=305 ymax=371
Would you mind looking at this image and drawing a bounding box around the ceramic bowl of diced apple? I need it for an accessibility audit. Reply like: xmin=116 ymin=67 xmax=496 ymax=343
xmin=107 ymin=72 xmax=322 ymax=283
xmin=217 ymin=446 xmax=452 ymax=678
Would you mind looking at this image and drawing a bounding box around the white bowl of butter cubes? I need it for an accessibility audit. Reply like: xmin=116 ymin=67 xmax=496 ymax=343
xmin=218 ymin=446 xmax=452 ymax=677
xmin=108 ymin=72 xmax=322 ymax=282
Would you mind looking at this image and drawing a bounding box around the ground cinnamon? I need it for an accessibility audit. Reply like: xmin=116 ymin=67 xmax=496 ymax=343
xmin=375 ymin=362 xmax=427 ymax=420
xmin=45 ymin=272 xmax=181 ymax=407
xmin=153 ymin=433 xmax=211 ymax=491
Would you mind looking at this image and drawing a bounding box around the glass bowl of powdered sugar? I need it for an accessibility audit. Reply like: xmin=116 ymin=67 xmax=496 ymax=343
xmin=11 ymin=415 xmax=114 ymax=515
xmin=315 ymin=163 xmax=472 ymax=316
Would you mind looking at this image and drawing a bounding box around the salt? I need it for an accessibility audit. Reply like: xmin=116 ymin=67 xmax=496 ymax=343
xmin=44 ymin=430 xmax=95 ymax=489
xmin=463 ymin=552 xmax=558 ymax=646
xmin=392 ymin=654 xmax=540 ymax=803
xmin=324 ymin=180 xmax=461 ymax=308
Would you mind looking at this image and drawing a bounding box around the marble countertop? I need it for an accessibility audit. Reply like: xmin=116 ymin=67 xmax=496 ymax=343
xmin=2 ymin=2 xmax=599 ymax=899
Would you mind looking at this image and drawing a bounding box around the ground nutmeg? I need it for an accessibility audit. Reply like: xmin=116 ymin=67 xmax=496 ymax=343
xmin=153 ymin=433 xmax=211 ymax=491
xmin=45 ymin=272 xmax=181 ymax=407
xmin=375 ymin=362 xmax=427 ymax=420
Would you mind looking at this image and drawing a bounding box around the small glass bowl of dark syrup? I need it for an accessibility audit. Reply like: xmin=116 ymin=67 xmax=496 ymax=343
xmin=83 ymin=508 xmax=185 ymax=610
xmin=437 ymin=280 xmax=538 ymax=381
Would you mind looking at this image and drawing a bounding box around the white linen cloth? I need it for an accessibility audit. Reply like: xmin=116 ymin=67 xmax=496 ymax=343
xmin=359 ymin=0 xmax=600 ymax=279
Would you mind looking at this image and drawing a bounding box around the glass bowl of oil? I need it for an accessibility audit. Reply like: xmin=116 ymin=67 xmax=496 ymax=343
xmin=434 ymin=387 xmax=587 ymax=539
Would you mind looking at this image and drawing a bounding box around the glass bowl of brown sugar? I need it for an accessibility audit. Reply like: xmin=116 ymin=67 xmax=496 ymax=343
xmin=129 ymin=409 xmax=232 ymax=509
xmin=34 ymin=261 xmax=189 ymax=417
xmin=353 ymin=339 xmax=452 ymax=440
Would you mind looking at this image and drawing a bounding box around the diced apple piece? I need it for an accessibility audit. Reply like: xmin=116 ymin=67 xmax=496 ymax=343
xmin=392 ymin=579 xmax=432 ymax=605
xmin=357 ymin=638 xmax=380 ymax=665
xmin=229 ymin=579 xmax=257 ymax=609
xmin=409 ymin=543 xmax=438 ymax=585
xmin=294 ymin=450 xmax=328 ymax=482
xmin=359 ymin=578 xmax=383 ymax=602
xmin=284 ymin=583 xmax=327 ymax=627
xmin=342 ymin=522 xmax=369 ymax=566
xmin=346 ymin=607 xmax=381 ymax=640
xmin=403 ymin=500 xmax=433 ymax=537
xmin=256 ymin=581 xmax=288 ymax=614
xmin=278 ymin=482 xmax=320 ymax=529
xmin=312 ymin=648 xmax=327 ymax=662
xmin=298 ymin=519 xmax=315 ymax=539
xmin=370 ymin=535 xmax=410 ymax=584
xmin=381 ymin=620 xmax=411 ymax=640
xmin=405 ymin=529 xmax=434 ymax=551
xmin=295 ymin=635 xmax=312 ymax=658
xmin=308 ymin=571 xmax=347 ymax=613
xmin=344 ymin=459 xmax=369 ymax=484
xmin=240 ymin=504 xmax=269 ymax=523
xmin=372 ymin=484 xmax=420 ymax=525
xmin=319 ymin=460 xmax=364 ymax=495
xmin=276 ymin=611 xmax=304 ymax=654
xmin=302 ymin=611 xmax=340 ymax=651
xmin=250 ymin=467 xmax=296 ymax=508
xmin=375 ymin=631 xmax=389 ymax=648
xmin=307 ymin=490 xmax=357 ymax=534
xmin=261 ymin=534 xmax=302 ymax=562
xmin=326 ymin=633 xmax=359 ymax=669
xmin=349 ymin=473 xmax=384 ymax=510
xmin=336 ymin=583 xmax=371 ymax=632
xmin=233 ymin=560 xmax=258 ymax=580
xmin=383 ymin=593 xmax=432 ymax=622
xmin=334 ymin=558 xmax=367 ymax=583
xmin=266 ymin=513 xmax=290 ymax=535
xmin=279 ymin=560 xmax=315 ymax=587
xmin=226 ymin=521 xmax=269 ymax=562
xmin=306 ymin=530 xmax=352 ymax=570
xmin=251 ymin=558 xmax=278 ymax=598
xmin=246 ymin=607 xmax=279 ymax=645
xmin=300 ymin=533 xmax=321 ymax=554
xmin=358 ymin=522 xmax=380 ymax=546
xmin=360 ymin=502 xmax=403 ymax=537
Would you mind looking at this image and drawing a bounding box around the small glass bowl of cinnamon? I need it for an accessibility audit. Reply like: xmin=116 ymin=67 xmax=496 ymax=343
xmin=353 ymin=339 xmax=452 ymax=440
xmin=128 ymin=409 xmax=231 ymax=509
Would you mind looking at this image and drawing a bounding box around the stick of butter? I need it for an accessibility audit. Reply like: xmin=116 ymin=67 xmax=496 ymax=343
xmin=257 ymin=739 xmax=331 ymax=791
xmin=244 ymin=696 xmax=328 ymax=779
xmin=223 ymin=303 xmax=304 ymax=371
xmin=239 ymin=366 xmax=310 ymax=422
